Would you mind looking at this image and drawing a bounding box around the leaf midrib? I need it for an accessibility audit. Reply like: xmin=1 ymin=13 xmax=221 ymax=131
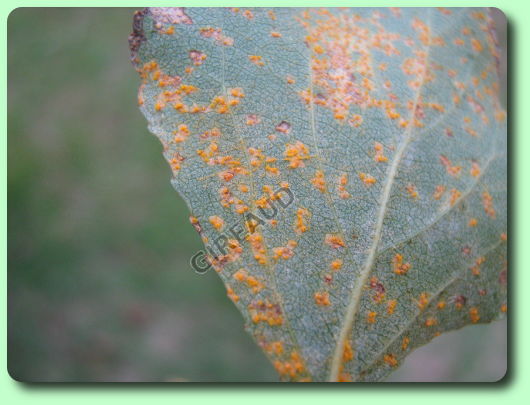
xmin=327 ymin=8 xmax=434 ymax=382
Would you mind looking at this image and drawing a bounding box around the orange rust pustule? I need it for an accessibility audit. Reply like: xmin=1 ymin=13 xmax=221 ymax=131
xmin=249 ymin=300 xmax=284 ymax=326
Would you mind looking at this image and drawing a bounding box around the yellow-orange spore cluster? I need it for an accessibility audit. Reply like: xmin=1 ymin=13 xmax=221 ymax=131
xmin=249 ymin=300 xmax=283 ymax=326
xmin=189 ymin=50 xmax=207 ymax=65
xmin=384 ymin=353 xmax=398 ymax=367
xmin=366 ymin=311 xmax=377 ymax=324
xmin=469 ymin=307 xmax=480 ymax=323
xmin=311 ymin=170 xmax=326 ymax=192
xmin=247 ymin=232 xmax=268 ymax=266
xmin=199 ymin=27 xmax=234 ymax=46
xmin=470 ymin=256 xmax=485 ymax=276
xmin=470 ymin=161 xmax=481 ymax=177
xmin=338 ymin=371 xmax=352 ymax=382
xmin=393 ymin=253 xmax=411 ymax=275
xmin=424 ymin=317 xmax=438 ymax=327
xmin=273 ymin=351 xmax=309 ymax=380
xmin=284 ymin=141 xmax=310 ymax=168
xmin=209 ymin=215 xmax=224 ymax=230
xmin=295 ymin=208 xmax=310 ymax=234
xmin=325 ymin=234 xmax=345 ymax=249
xmin=262 ymin=340 xmax=284 ymax=356
xmin=167 ymin=151 xmax=184 ymax=173
xmin=449 ymin=188 xmax=461 ymax=206
xmin=226 ymin=286 xmax=239 ymax=303
xmin=233 ymin=268 xmax=264 ymax=294
xmin=297 ymin=10 xmax=402 ymax=124
xmin=482 ymin=191 xmax=496 ymax=218
xmin=330 ymin=259 xmax=343 ymax=271
xmin=387 ymin=299 xmax=397 ymax=315
xmin=196 ymin=141 xmax=249 ymax=184
xmin=406 ymin=183 xmax=418 ymax=199
xmin=337 ymin=173 xmax=350 ymax=199
xmin=273 ymin=240 xmax=298 ymax=260
xmin=402 ymin=50 xmax=435 ymax=94
xmin=218 ymin=186 xmax=249 ymax=214
xmin=440 ymin=154 xmax=462 ymax=177
xmin=374 ymin=142 xmax=388 ymax=163
xmin=248 ymin=55 xmax=265 ymax=66
xmin=173 ymin=123 xmax=190 ymax=143
xmin=412 ymin=17 xmax=445 ymax=47
xmin=199 ymin=127 xmax=221 ymax=139
xmin=359 ymin=172 xmax=376 ymax=186
xmin=433 ymin=185 xmax=446 ymax=200
xmin=141 ymin=61 xmax=247 ymax=116
xmin=314 ymin=291 xmax=331 ymax=306
xmin=416 ymin=292 xmax=429 ymax=310
xmin=342 ymin=340 xmax=354 ymax=362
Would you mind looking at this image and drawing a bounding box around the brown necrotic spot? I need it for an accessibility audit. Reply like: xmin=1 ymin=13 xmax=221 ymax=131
xmin=275 ymin=121 xmax=291 ymax=134
xmin=149 ymin=7 xmax=193 ymax=25
xmin=369 ymin=277 xmax=386 ymax=303
xmin=499 ymin=264 xmax=507 ymax=285
xmin=129 ymin=9 xmax=146 ymax=64
xmin=189 ymin=50 xmax=206 ymax=65
xmin=454 ymin=295 xmax=467 ymax=310
xmin=246 ymin=114 xmax=261 ymax=126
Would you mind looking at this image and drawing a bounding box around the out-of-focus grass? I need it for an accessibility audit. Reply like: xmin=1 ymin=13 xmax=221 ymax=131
xmin=7 ymin=8 xmax=506 ymax=382
xmin=7 ymin=7 xmax=276 ymax=382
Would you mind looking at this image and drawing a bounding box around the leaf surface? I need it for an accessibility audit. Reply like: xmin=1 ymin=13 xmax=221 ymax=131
xmin=130 ymin=7 xmax=507 ymax=382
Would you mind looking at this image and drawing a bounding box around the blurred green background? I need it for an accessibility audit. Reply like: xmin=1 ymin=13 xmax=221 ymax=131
xmin=7 ymin=8 xmax=507 ymax=382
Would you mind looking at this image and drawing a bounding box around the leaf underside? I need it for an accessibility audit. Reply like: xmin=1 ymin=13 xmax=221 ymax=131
xmin=130 ymin=7 xmax=507 ymax=382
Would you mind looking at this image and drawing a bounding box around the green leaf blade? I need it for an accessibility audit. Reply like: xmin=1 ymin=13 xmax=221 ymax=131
xmin=130 ymin=7 xmax=507 ymax=382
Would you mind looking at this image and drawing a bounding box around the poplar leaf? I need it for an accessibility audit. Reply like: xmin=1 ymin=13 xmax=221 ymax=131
xmin=129 ymin=7 xmax=507 ymax=382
